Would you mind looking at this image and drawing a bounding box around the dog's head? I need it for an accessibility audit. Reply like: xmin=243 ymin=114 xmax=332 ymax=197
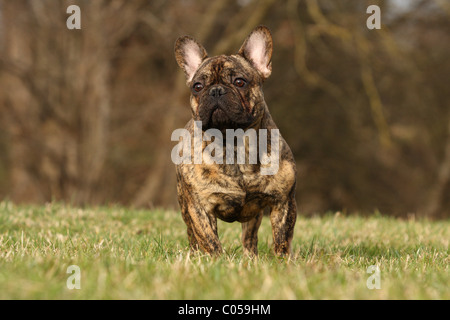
xmin=175 ymin=26 xmax=273 ymax=131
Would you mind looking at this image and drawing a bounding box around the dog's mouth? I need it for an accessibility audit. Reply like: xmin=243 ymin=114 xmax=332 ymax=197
xmin=200 ymin=100 xmax=255 ymax=131
xmin=204 ymin=105 xmax=228 ymax=130
xmin=210 ymin=105 xmax=226 ymax=121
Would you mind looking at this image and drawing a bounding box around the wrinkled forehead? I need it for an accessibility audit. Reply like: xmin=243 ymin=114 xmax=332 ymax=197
xmin=192 ymin=55 xmax=259 ymax=84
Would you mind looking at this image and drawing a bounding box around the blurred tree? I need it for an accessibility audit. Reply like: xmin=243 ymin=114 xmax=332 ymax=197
xmin=0 ymin=0 xmax=448 ymax=218
xmin=0 ymin=0 xmax=148 ymax=204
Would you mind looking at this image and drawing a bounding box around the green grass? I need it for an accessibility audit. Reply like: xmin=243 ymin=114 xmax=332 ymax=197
xmin=0 ymin=201 xmax=448 ymax=299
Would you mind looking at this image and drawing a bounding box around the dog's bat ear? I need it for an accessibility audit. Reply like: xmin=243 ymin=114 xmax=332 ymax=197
xmin=175 ymin=36 xmax=208 ymax=83
xmin=238 ymin=26 xmax=273 ymax=79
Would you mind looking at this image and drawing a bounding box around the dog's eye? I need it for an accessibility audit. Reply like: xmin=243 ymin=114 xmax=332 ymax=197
xmin=193 ymin=83 xmax=204 ymax=92
xmin=233 ymin=78 xmax=247 ymax=88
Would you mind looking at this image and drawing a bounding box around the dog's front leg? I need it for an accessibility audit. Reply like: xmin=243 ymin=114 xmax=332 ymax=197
xmin=184 ymin=198 xmax=222 ymax=255
xmin=270 ymin=185 xmax=297 ymax=257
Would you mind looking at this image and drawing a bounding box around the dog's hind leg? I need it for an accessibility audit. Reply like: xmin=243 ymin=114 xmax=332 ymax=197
xmin=241 ymin=211 xmax=263 ymax=257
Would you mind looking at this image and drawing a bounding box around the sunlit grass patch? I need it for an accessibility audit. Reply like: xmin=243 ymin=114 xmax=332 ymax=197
xmin=0 ymin=201 xmax=448 ymax=299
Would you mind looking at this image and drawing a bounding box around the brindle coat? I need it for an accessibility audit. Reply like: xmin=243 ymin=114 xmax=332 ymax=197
xmin=174 ymin=26 xmax=297 ymax=256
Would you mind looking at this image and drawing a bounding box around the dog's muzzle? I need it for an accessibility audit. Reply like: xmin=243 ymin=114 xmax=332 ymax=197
xmin=209 ymin=85 xmax=227 ymax=98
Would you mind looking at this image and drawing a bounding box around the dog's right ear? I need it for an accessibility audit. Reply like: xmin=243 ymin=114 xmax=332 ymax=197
xmin=175 ymin=36 xmax=208 ymax=83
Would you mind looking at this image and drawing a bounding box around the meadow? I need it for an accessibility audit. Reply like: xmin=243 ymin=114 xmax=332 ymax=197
xmin=0 ymin=201 xmax=448 ymax=299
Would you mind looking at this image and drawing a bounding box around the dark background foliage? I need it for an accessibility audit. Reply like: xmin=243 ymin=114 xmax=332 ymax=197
xmin=0 ymin=0 xmax=449 ymax=218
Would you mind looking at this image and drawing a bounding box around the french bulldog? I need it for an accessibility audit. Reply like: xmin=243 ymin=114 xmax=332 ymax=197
xmin=174 ymin=26 xmax=297 ymax=256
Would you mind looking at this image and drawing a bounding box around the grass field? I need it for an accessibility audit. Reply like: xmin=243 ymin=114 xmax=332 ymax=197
xmin=0 ymin=201 xmax=448 ymax=299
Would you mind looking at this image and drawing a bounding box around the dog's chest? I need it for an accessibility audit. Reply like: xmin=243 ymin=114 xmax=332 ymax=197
xmin=190 ymin=163 xmax=279 ymax=222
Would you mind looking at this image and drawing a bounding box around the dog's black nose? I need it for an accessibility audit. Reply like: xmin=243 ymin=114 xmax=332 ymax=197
xmin=209 ymin=85 xmax=226 ymax=98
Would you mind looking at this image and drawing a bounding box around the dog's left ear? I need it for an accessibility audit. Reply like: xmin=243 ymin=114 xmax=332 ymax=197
xmin=238 ymin=26 xmax=273 ymax=79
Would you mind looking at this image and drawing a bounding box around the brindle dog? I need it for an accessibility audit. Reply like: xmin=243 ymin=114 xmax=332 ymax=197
xmin=174 ymin=26 xmax=297 ymax=256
